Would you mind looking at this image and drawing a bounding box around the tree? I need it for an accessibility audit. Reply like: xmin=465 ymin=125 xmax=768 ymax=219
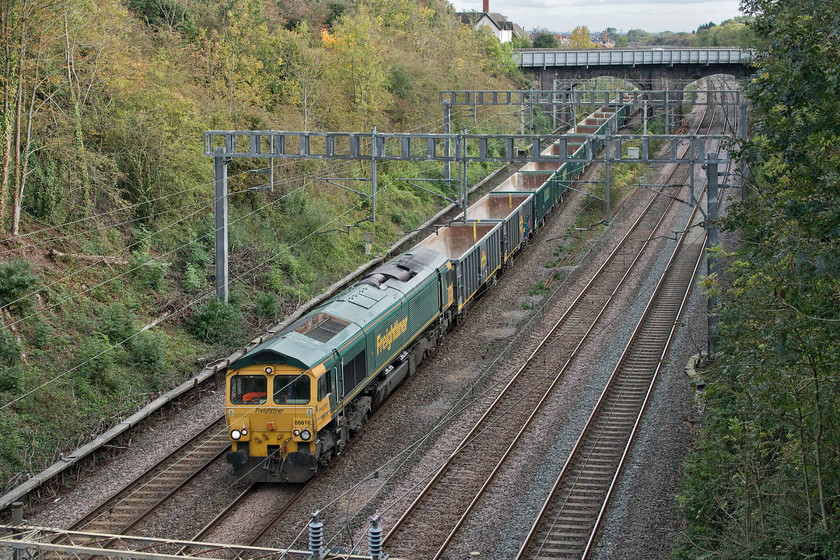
xmin=532 ymin=32 xmax=557 ymax=49
xmin=568 ymin=26 xmax=592 ymax=48
xmin=678 ymin=0 xmax=840 ymax=556
xmin=282 ymin=22 xmax=325 ymax=130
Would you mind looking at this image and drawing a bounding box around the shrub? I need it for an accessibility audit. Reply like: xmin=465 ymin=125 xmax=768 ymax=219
xmin=529 ymin=281 xmax=551 ymax=296
xmin=187 ymin=243 xmax=211 ymax=269
xmin=0 ymin=412 xmax=27 ymax=484
xmin=254 ymin=291 xmax=281 ymax=322
xmin=31 ymin=319 xmax=51 ymax=350
xmin=129 ymin=330 xmax=167 ymax=389
xmin=0 ymin=329 xmax=22 ymax=393
xmin=182 ymin=262 xmax=208 ymax=293
xmin=130 ymin=225 xmax=170 ymax=291
xmin=0 ymin=365 xmax=22 ymax=393
xmin=75 ymin=334 xmax=120 ymax=391
xmin=0 ymin=328 xmax=20 ymax=368
xmin=101 ymin=304 xmax=137 ymax=344
xmin=0 ymin=259 xmax=39 ymax=314
xmin=188 ymin=298 xmax=242 ymax=343
xmin=387 ymin=64 xmax=415 ymax=100
xmin=132 ymin=257 xmax=169 ymax=291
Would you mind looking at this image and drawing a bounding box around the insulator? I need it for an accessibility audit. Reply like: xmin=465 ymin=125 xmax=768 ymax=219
xmin=369 ymin=515 xmax=383 ymax=560
xmin=308 ymin=510 xmax=323 ymax=557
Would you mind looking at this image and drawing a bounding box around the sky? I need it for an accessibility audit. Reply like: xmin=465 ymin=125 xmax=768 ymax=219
xmin=448 ymin=0 xmax=745 ymax=34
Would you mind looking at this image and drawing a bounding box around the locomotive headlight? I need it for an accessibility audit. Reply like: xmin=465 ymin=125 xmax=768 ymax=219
xmin=240 ymin=427 xmax=248 ymax=436
xmin=293 ymin=429 xmax=301 ymax=437
xmin=230 ymin=429 xmax=242 ymax=440
xmin=300 ymin=429 xmax=312 ymax=441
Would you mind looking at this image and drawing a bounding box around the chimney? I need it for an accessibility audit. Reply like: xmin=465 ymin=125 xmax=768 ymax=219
xmin=483 ymin=0 xmax=489 ymax=13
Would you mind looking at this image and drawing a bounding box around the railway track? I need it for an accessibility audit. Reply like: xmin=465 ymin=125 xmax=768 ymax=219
xmin=381 ymin=132 xmax=714 ymax=560
xmin=514 ymin=83 xmax=736 ymax=560
xmin=172 ymin=480 xmax=309 ymax=554
xmin=515 ymin=187 xmax=709 ymax=560
xmin=380 ymin=82 xmax=733 ymax=559
xmin=67 ymin=418 xmax=230 ymax=535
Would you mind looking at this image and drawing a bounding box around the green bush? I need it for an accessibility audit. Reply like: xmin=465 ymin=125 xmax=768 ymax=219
xmin=31 ymin=319 xmax=51 ymax=350
xmin=0 ymin=328 xmax=20 ymax=368
xmin=101 ymin=304 xmax=137 ymax=344
xmin=129 ymin=330 xmax=167 ymax=388
xmin=182 ymin=262 xmax=208 ymax=293
xmin=0 ymin=366 xmax=23 ymax=394
xmin=75 ymin=334 xmax=120 ymax=391
xmin=254 ymin=291 xmax=281 ymax=322
xmin=188 ymin=298 xmax=242 ymax=343
xmin=0 ymin=259 xmax=39 ymax=314
xmin=0 ymin=412 xmax=27 ymax=484
xmin=187 ymin=243 xmax=211 ymax=269
xmin=130 ymin=225 xmax=170 ymax=291
xmin=529 ymin=281 xmax=550 ymax=296
xmin=132 ymin=256 xmax=169 ymax=291
xmin=387 ymin=64 xmax=415 ymax=100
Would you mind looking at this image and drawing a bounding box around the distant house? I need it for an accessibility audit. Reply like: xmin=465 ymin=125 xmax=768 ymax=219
xmin=456 ymin=1 xmax=524 ymax=43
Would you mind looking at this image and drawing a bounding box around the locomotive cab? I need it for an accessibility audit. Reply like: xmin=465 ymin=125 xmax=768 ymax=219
xmin=225 ymin=363 xmax=332 ymax=483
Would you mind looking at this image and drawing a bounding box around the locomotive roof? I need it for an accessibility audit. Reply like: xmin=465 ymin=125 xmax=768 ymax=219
xmin=229 ymin=247 xmax=448 ymax=371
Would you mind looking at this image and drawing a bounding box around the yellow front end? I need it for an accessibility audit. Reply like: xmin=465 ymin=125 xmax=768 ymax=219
xmin=225 ymin=364 xmax=329 ymax=483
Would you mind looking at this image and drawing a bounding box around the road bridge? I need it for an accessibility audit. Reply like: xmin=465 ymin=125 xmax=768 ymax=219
xmin=516 ymin=48 xmax=755 ymax=91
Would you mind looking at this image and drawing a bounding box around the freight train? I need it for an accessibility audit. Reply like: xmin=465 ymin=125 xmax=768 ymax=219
xmin=224 ymin=103 xmax=631 ymax=482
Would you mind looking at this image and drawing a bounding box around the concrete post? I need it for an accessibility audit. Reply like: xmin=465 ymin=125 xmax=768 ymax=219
xmin=12 ymin=502 xmax=23 ymax=560
xmin=689 ymin=136 xmax=696 ymax=207
xmin=214 ymin=146 xmax=229 ymax=304
xmin=706 ymin=153 xmax=720 ymax=357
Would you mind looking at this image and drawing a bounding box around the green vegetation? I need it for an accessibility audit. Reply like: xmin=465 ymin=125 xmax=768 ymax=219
xmin=677 ymin=0 xmax=840 ymax=556
xmin=533 ymin=33 xmax=558 ymax=49
xmin=528 ymin=281 xmax=550 ymax=296
xmin=0 ymin=0 xmax=523 ymax=490
xmin=626 ymin=17 xmax=754 ymax=47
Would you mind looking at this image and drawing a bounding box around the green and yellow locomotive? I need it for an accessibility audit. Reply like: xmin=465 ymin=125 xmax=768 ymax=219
xmin=225 ymin=247 xmax=453 ymax=482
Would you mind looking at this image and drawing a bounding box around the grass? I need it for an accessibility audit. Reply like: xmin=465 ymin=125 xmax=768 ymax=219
xmin=529 ymin=281 xmax=551 ymax=296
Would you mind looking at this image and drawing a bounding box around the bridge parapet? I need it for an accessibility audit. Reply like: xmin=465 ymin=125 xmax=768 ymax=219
xmin=516 ymin=48 xmax=755 ymax=68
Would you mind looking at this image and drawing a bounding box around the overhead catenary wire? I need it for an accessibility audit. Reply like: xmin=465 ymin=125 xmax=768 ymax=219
xmin=0 ymin=175 xmax=389 ymax=413
xmin=310 ymin=90 xmax=735 ymax=550
xmin=0 ymin=157 xmax=356 ymax=259
xmin=0 ymin=158 xmax=365 ymax=321
xmin=0 ymin=164 xmax=277 ymax=246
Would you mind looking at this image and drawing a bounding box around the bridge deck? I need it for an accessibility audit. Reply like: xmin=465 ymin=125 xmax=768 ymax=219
xmin=517 ymin=48 xmax=754 ymax=68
